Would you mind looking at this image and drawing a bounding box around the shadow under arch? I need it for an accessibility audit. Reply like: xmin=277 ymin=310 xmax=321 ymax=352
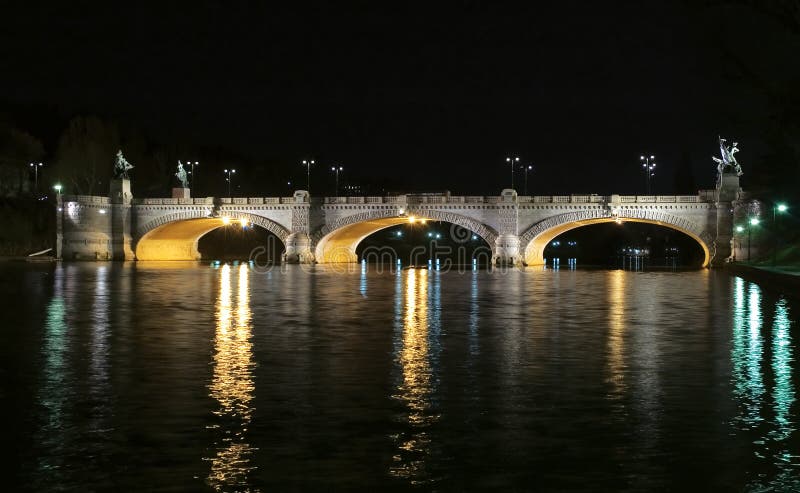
xmin=313 ymin=209 xmax=498 ymax=263
xmin=135 ymin=212 xmax=289 ymax=261
xmin=521 ymin=211 xmax=712 ymax=268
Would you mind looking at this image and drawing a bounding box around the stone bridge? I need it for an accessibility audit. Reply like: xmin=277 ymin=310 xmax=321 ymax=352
xmin=56 ymin=173 xmax=743 ymax=267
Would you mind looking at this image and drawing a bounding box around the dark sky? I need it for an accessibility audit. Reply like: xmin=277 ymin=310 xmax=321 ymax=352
xmin=1 ymin=2 xmax=791 ymax=196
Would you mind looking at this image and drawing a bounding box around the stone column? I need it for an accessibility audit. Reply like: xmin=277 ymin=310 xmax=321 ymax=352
xmin=493 ymin=189 xmax=521 ymax=266
xmin=110 ymin=178 xmax=135 ymax=260
xmin=283 ymin=190 xmax=315 ymax=263
xmin=711 ymin=172 xmax=739 ymax=266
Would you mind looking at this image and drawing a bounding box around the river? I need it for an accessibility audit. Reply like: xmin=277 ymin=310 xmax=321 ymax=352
xmin=2 ymin=262 xmax=799 ymax=491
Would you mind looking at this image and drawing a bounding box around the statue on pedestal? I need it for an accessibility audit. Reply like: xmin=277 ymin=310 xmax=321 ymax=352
xmin=175 ymin=161 xmax=189 ymax=188
xmin=113 ymin=150 xmax=134 ymax=179
xmin=712 ymin=137 xmax=743 ymax=177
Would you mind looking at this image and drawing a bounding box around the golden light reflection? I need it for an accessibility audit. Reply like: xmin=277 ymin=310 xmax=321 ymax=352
xmin=206 ymin=264 xmax=257 ymax=491
xmin=605 ymin=269 xmax=627 ymax=397
xmin=390 ymin=268 xmax=441 ymax=483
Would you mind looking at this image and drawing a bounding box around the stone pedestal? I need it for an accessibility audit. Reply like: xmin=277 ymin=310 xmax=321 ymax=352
xmin=710 ymin=172 xmax=740 ymax=266
xmin=110 ymin=178 xmax=132 ymax=204
xmin=172 ymin=187 xmax=191 ymax=199
xmin=110 ymin=179 xmax=134 ymax=260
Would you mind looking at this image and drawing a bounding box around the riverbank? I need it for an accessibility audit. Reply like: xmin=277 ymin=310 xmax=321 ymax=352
xmin=725 ymin=262 xmax=800 ymax=296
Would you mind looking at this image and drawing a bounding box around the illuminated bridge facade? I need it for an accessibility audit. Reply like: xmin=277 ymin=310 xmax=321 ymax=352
xmin=56 ymin=173 xmax=743 ymax=267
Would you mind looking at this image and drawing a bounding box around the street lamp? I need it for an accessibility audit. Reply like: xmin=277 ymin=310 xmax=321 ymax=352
xmin=772 ymin=203 xmax=788 ymax=266
xmin=331 ymin=165 xmax=343 ymax=196
xmin=506 ymin=156 xmax=520 ymax=190
xmin=747 ymin=217 xmax=759 ymax=262
xmin=302 ymin=159 xmax=315 ymax=193
xmin=640 ymin=155 xmax=656 ymax=195
xmin=735 ymin=225 xmax=744 ymax=261
xmin=53 ymin=184 xmax=62 ymax=195
xmin=224 ymin=168 xmax=236 ymax=197
xmin=520 ymin=164 xmax=533 ymax=195
xmin=186 ymin=161 xmax=199 ymax=193
xmin=29 ymin=162 xmax=43 ymax=194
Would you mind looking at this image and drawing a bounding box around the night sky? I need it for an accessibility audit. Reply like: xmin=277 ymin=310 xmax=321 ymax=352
xmin=2 ymin=2 xmax=796 ymax=197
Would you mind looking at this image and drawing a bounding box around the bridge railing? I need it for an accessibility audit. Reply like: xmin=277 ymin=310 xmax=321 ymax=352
xmin=71 ymin=192 xmax=709 ymax=207
xmin=63 ymin=195 xmax=110 ymax=204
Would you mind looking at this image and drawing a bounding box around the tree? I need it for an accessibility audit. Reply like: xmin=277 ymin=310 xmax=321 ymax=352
xmin=52 ymin=116 xmax=120 ymax=195
xmin=0 ymin=119 xmax=45 ymax=197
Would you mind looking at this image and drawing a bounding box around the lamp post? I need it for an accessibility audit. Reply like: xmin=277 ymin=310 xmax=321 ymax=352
xmin=302 ymin=159 xmax=315 ymax=193
xmin=506 ymin=156 xmax=520 ymax=190
xmin=772 ymin=203 xmax=788 ymax=266
xmin=29 ymin=162 xmax=43 ymax=194
xmin=735 ymin=225 xmax=744 ymax=262
xmin=640 ymin=155 xmax=656 ymax=195
xmin=521 ymin=164 xmax=533 ymax=195
xmin=747 ymin=217 xmax=759 ymax=261
xmin=331 ymin=166 xmax=343 ymax=196
xmin=186 ymin=161 xmax=199 ymax=193
xmin=224 ymin=168 xmax=236 ymax=197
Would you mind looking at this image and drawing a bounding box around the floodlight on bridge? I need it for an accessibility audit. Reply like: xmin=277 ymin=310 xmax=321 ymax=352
xmin=221 ymin=216 xmax=231 ymax=225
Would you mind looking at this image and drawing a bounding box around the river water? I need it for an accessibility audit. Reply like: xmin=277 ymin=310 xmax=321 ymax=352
xmin=2 ymin=262 xmax=799 ymax=491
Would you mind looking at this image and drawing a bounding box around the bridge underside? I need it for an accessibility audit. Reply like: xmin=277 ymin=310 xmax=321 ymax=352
xmin=136 ymin=218 xmax=234 ymax=261
xmin=523 ymin=217 xmax=711 ymax=268
xmin=315 ymin=217 xmax=410 ymax=263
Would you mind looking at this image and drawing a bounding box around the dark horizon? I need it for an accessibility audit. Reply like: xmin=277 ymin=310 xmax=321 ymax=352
xmin=2 ymin=2 xmax=797 ymax=199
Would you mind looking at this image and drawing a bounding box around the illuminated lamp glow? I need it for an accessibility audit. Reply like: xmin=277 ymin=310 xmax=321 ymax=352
xmin=98 ymin=209 xmax=107 ymax=214
xmin=239 ymin=218 xmax=249 ymax=227
xmin=408 ymin=216 xmax=416 ymax=223
xmin=221 ymin=216 xmax=231 ymax=225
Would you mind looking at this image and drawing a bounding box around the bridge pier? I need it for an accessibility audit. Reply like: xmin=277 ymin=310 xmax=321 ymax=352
xmin=282 ymin=190 xmax=316 ymax=263
xmin=282 ymin=232 xmax=315 ymax=264
xmin=493 ymin=234 xmax=521 ymax=266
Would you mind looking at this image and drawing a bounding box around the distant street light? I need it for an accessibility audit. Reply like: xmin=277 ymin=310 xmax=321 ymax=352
xmin=224 ymin=168 xmax=236 ymax=197
xmin=331 ymin=165 xmax=344 ymax=196
xmin=29 ymin=162 xmax=43 ymax=194
xmin=772 ymin=203 xmax=788 ymax=266
xmin=640 ymin=155 xmax=656 ymax=195
xmin=302 ymin=159 xmax=315 ymax=192
xmin=506 ymin=156 xmax=520 ymax=190
xmin=521 ymin=164 xmax=533 ymax=195
xmin=53 ymin=184 xmax=62 ymax=195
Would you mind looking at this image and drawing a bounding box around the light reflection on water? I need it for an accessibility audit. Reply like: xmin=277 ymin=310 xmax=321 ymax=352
xmin=731 ymin=276 xmax=799 ymax=490
xmin=206 ymin=263 xmax=257 ymax=491
xmin=5 ymin=263 xmax=800 ymax=490
xmin=605 ymin=269 xmax=626 ymax=397
xmin=389 ymin=268 xmax=443 ymax=483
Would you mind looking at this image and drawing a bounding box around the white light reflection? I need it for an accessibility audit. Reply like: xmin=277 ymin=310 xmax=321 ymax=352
xmin=766 ymin=298 xmax=798 ymax=487
xmin=36 ymin=266 xmax=69 ymax=481
xmin=206 ymin=264 xmax=257 ymax=491
xmin=731 ymin=278 xmax=765 ymax=431
xmin=389 ymin=268 xmax=442 ymax=484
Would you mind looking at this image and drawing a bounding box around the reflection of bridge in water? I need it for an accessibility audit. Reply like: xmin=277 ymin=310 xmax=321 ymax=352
xmin=57 ymin=172 xmax=744 ymax=267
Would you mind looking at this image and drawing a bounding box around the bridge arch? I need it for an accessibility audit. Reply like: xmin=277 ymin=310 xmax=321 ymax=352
xmin=519 ymin=209 xmax=713 ymax=268
xmin=313 ymin=209 xmax=498 ymax=263
xmin=134 ymin=211 xmax=290 ymax=261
